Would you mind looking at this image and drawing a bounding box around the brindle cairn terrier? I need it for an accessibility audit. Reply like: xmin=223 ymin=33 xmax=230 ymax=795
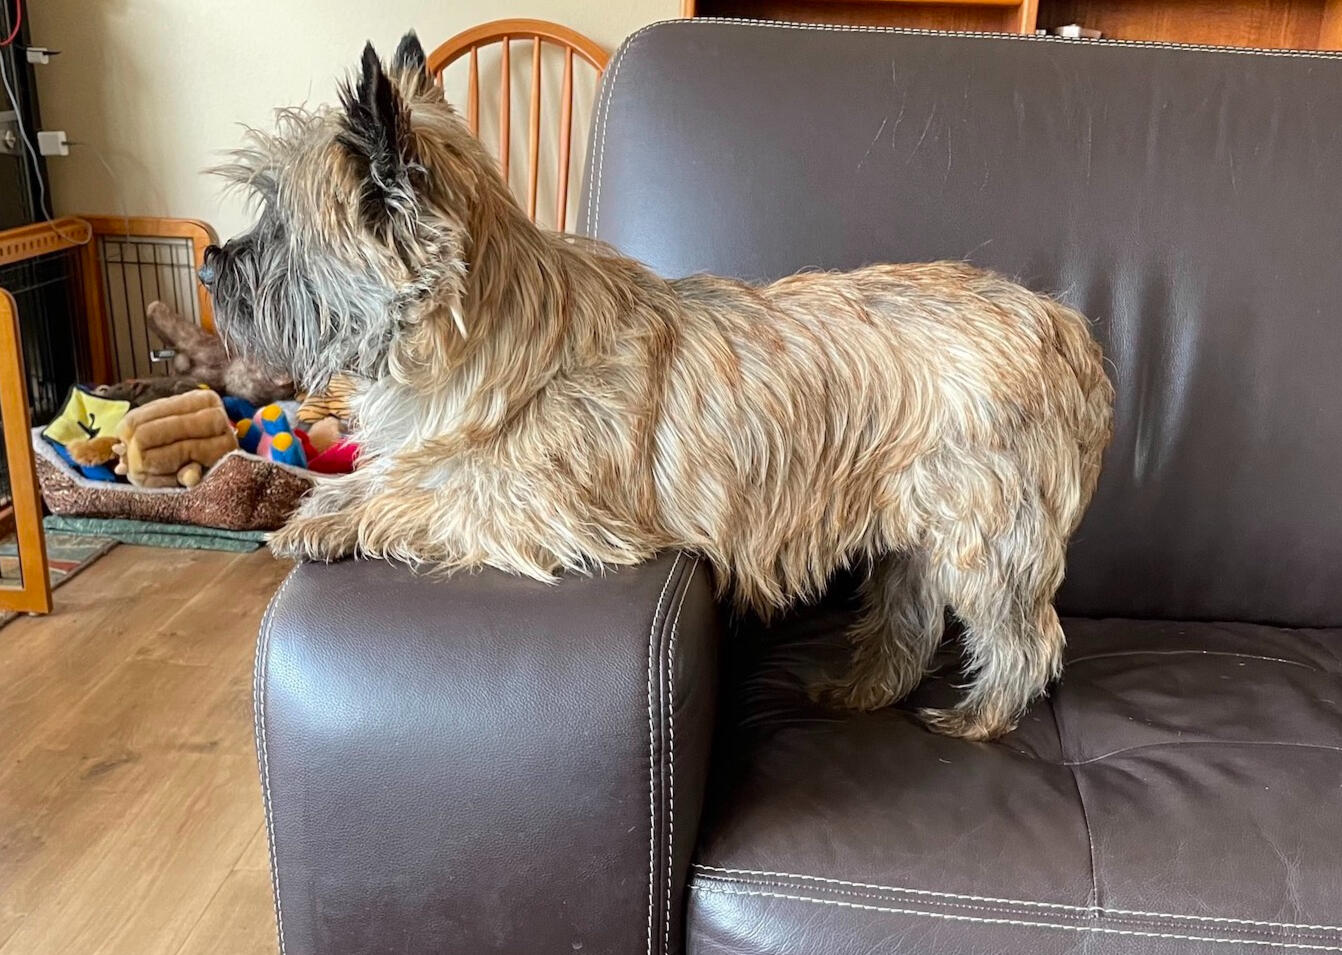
xmin=200 ymin=32 xmax=1113 ymax=740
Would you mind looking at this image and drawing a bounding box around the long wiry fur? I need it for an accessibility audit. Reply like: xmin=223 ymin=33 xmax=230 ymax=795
xmin=205 ymin=32 xmax=1114 ymax=739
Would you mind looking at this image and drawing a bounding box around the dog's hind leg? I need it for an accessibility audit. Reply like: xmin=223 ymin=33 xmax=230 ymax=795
xmin=814 ymin=551 xmax=944 ymax=711
xmin=918 ymin=515 xmax=1067 ymax=741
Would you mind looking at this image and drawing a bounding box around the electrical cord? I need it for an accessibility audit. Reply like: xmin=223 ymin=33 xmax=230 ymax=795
xmin=0 ymin=0 xmax=21 ymax=48
xmin=0 ymin=39 xmax=50 ymax=220
xmin=2 ymin=49 xmax=90 ymax=247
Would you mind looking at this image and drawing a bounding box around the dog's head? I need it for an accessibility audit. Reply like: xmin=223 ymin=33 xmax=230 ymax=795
xmin=202 ymin=31 xmax=494 ymax=390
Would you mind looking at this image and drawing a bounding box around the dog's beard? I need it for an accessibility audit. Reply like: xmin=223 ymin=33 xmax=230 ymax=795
xmin=210 ymin=237 xmax=402 ymax=393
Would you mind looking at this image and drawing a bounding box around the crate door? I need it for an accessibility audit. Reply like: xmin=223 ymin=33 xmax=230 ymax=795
xmin=0 ymin=288 xmax=51 ymax=614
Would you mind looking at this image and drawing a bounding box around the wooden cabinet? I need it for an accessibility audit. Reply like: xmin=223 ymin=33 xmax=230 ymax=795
xmin=682 ymin=0 xmax=1342 ymax=51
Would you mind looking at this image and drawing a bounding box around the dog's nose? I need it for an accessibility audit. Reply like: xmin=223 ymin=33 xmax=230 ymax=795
xmin=198 ymin=245 xmax=220 ymax=287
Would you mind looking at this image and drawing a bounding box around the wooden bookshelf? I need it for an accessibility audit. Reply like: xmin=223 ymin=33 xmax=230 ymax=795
xmin=684 ymin=0 xmax=1342 ymax=50
xmin=687 ymin=0 xmax=1036 ymax=34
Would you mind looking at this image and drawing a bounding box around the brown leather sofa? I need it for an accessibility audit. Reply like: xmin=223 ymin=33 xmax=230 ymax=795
xmin=254 ymin=20 xmax=1342 ymax=954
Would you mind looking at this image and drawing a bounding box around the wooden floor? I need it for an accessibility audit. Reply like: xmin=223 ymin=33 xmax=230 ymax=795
xmin=0 ymin=545 xmax=287 ymax=955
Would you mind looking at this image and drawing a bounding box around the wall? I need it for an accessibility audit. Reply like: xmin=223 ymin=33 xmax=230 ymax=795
xmin=28 ymin=0 xmax=676 ymax=239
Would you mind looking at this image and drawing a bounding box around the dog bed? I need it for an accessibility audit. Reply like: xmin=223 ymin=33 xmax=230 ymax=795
xmin=32 ymin=428 xmax=313 ymax=532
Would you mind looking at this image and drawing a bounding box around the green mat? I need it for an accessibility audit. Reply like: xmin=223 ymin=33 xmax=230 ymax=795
xmin=43 ymin=515 xmax=268 ymax=552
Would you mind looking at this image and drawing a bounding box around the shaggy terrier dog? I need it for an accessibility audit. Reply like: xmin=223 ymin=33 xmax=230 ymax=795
xmin=201 ymin=32 xmax=1113 ymax=739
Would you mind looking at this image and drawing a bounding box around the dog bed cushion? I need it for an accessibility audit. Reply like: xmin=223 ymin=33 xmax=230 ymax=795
xmin=32 ymin=428 xmax=313 ymax=532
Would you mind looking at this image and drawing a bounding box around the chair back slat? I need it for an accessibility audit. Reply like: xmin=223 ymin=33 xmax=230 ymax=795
xmin=556 ymin=48 xmax=574 ymax=231
xmin=466 ymin=46 xmax=479 ymax=135
xmin=497 ymin=38 xmax=511 ymax=181
xmin=527 ymin=40 xmax=543 ymax=220
xmin=428 ymin=19 xmax=608 ymax=231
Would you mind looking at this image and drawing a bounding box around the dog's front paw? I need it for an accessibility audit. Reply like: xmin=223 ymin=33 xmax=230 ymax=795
xmin=267 ymin=514 xmax=357 ymax=563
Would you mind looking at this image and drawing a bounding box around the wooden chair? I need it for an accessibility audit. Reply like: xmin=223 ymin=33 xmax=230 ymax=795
xmin=426 ymin=19 xmax=608 ymax=231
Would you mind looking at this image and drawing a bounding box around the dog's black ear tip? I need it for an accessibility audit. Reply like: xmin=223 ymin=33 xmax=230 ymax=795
xmin=393 ymin=30 xmax=428 ymax=73
xmin=358 ymin=42 xmax=386 ymax=90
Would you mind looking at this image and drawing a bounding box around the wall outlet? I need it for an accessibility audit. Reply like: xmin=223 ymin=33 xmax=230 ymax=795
xmin=36 ymin=130 xmax=69 ymax=156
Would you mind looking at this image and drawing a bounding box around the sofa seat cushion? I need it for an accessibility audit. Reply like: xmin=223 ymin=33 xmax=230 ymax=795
xmin=689 ymin=603 xmax=1342 ymax=953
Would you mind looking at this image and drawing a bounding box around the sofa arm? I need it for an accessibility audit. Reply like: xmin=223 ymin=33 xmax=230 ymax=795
xmin=253 ymin=552 xmax=718 ymax=955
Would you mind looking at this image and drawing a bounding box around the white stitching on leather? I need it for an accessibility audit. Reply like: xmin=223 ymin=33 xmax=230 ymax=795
xmin=695 ymin=873 xmax=1098 ymax=924
xmin=690 ymin=884 xmax=1342 ymax=951
xmin=692 ymin=865 xmax=1342 ymax=932
xmin=691 ymin=873 xmax=1342 ymax=939
xmin=693 ymin=874 xmax=1342 ymax=940
xmin=648 ymin=553 xmax=683 ymax=955
xmin=588 ymin=20 xmax=661 ymax=237
xmin=254 ymin=565 xmax=300 ymax=955
xmin=589 ymin=18 xmax=657 ymax=238
xmin=587 ymin=17 xmax=1342 ymax=239
xmin=664 ymin=558 xmax=701 ymax=955
xmin=583 ymin=35 xmax=615 ymax=235
xmin=678 ymin=17 xmax=1342 ymax=57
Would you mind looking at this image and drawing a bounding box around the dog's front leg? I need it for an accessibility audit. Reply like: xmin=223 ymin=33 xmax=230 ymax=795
xmin=268 ymin=469 xmax=380 ymax=562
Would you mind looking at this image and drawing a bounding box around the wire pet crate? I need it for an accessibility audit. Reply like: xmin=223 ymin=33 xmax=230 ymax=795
xmin=87 ymin=216 xmax=216 ymax=381
xmin=0 ymin=215 xmax=218 ymax=613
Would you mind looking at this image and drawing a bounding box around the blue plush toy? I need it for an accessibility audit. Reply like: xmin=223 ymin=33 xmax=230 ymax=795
xmin=237 ymin=403 xmax=307 ymax=467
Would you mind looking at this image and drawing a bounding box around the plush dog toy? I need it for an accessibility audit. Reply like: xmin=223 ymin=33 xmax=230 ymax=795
xmin=236 ymin=403 xmax=307 ymax=466
xmin=93 ymin=375 xmax=206 ymax=407
xmin=112 ymin=389 xmax=238 ymax=487
xmin=146 ymin=301 xmax=294 ymax=405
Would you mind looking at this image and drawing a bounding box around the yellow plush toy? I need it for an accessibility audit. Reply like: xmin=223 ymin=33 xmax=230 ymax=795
xmin=41 ymin=386 xmax=130 ymax=468
xmin=112 ymin=389 xmax=238 ymax=488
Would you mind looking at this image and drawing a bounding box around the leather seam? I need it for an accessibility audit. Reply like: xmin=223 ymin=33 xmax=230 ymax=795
xmin=691 ymin=875 xmax=1342 ymax=942
xmin=664 ymin=557 xmax=700 ymax=955
xmin=694 ymin=875 xmax=1089 ymax=922
xmin=1048 ymin=694 xmax=1099 ymax=908
xmin=589 ymin=20 xmax=663 ymax=238
xmin=691 ymin=865 xmax=1342 ymax=932
xmin=254 ymin=565 xmax=300 ymax=955
xmin=690 ymin=884 xmax=1342 ymax=951
xmin=1062 ymin=738 xmax=1342 ymax=766
xmin=648 ymin=553 xmax=683 ymax=955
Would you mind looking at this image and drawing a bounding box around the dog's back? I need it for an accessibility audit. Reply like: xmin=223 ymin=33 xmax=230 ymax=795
xmin=648 ymin=259 xmax=1113 ymax=738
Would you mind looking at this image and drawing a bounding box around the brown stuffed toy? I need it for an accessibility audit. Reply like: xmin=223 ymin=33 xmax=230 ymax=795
xmin=94 ymin=375 xmax=206 ymax=407
xmin=112 ymin=389 xmax=238 ymax=488
xmin=146 ymin=300 xmax=294 ymax=405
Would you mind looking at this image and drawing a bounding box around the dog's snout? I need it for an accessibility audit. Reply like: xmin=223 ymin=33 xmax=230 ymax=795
xmin=197 ymin=245 xmax=221 ymax=287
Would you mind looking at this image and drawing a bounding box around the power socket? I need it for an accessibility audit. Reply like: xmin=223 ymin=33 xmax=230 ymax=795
xmin=36 ymin=130 xmax=69 ymax=156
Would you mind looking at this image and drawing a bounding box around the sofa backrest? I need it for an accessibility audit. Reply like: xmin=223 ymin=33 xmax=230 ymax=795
xmin=581 ymin=20 xmax=1342 ymax=627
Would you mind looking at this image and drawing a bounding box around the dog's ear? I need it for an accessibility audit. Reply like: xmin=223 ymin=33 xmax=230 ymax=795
xmin=339 ymin=42 xmax=422 ymax=228
xmin=390 ymin=30 xmax=434 ymax=98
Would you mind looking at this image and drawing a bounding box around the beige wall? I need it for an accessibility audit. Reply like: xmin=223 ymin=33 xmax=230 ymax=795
xmin=29 ymin=1 xmax=675 ymax=240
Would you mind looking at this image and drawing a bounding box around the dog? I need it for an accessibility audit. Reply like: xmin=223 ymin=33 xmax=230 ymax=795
xmin=201 ymin=32 xmax=1114 ymax=740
